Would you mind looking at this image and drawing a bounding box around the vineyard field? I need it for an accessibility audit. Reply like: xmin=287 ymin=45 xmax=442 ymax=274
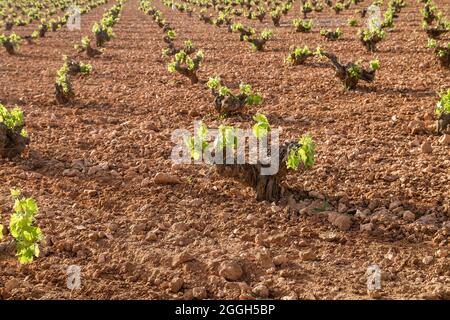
xmin=0 ymin=0 xmax=449 ymax=300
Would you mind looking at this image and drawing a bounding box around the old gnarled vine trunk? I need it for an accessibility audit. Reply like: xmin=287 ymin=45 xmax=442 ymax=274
xmin=437 ymin=113 xmax=450 ymax=134
xmin=214 ymin=142 xmax=296 ymax=202
xmin=0 ymin=123 xmax=29 ymax=158
xmin=323 ymin=52 xmax=375 ymax=89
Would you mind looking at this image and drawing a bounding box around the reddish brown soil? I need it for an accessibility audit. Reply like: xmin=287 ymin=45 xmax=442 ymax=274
xmin=0 ymin=0 xmax=448 ymax=300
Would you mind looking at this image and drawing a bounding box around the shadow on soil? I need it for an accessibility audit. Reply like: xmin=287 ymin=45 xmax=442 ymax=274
xmin=357 ymin=86 xmax=436 ymax=97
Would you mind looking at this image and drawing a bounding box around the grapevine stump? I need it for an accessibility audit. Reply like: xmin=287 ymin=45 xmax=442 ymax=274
xmin=0 ymin=123 xmax=29 ymax=158
xmin=215 ymin=142 xmax=299 ymax=202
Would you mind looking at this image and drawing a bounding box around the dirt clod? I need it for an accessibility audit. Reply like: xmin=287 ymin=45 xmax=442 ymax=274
xmin=219 ymin=261 xmax=243 ymax=281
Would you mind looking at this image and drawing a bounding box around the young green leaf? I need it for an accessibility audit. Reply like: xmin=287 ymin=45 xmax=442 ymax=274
xmin=214 ymin=125 xmax=237 ymax=150
xmin=8 ymin=189 xmax=43 ymax=264
xmin=436 ymin=88 xmax=450 ymax=116
xmin=286 ymin=134 xmax=316 ymax=170
xmin=370 ymin=59 xmax=380 ymax=71
xmin=0 ymin=104 xmax=24 ymax=130
xmin=252 ymin=113 xmax=270 ymax=138
xmin=185 ymin=122 xmax=209 ymax=160
xmin=207 ymin=76 xmax=222 ymax=90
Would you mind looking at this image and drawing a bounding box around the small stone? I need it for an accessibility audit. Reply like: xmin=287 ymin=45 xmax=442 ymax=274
xmin=190 ymin=199 xmax=202 ymax=207
xmin=219 ymin=261 xmax=243 ymax=281
xmin=273 ymin=254 xmax=288 ymax=266
xmin=328 ymin=212 xmax=352 ymax=231
xmin=368 ymin=199 xmax=380 ymax=211
xmin=265 ymin=267 xmax=276 ymax=274
xmin=421 ymin=141 xmax=432 ymax=154
xmin=417 ymin=214 xmax=437 ymax=225
xmin=338 ymin=203 xmax=348 ymax=213
xmin=255 ymin=234 xmax=266 ymax=246
xmin=87 ymin=166 xmax=101 ymax=176
xmin=192 ymin=287 xmax=207 ymax=300
xmin=63 ymin=169 xmax=79 ymax=177
xmin=97 ymin=231 xmax=106 ymax=239
xmin=71 ymin=159 xmax=85 ymax=171
xmin=4 ymin=279 xmax=20 ymax=292
xmin=281 ymin=292 xmax=298 ymax=300
xmin=239 ymin=293 xmax=255 ymax=300
xmin=440 ymin=134 xmax=450 ymax=146
xmin=408 ymin=120 xmax=425 ymax=134
xmin=183 ymin=289 xmax=194 ymax=300
xmin=98 ymin=253 xmax=107 ymax=264
xmin=422 ymin=256 xmax=433 ymax=265
xmin=238 ymin=282 xmax=251 ymax=293
xmin=319 ymin=231 xmax=339 ymax=242
xmin=107 ymin=223 xmax=118 ymax=232
xmin=83 ymin=189 xmax=97 ymax=197
xmin=172 ymin=222 xmax=189 ymax=232
xmin=271 ymin=204 xmax=282 ymax=213
xmin=154 ymin=172 xmax=181 ymax=185
xmin=402 ymin=211 xmax=416 ymax=222
xmin=435 ymin=249 xmax=448 ymax=258
xmin=140 ymin=178 xmax=152 ymax=187
xmin=256 ymin=252 xmax=274 ymax=269
xmin=88 ymin=232 xmax=98 ymax=241
xmin=284 ymin=116 xmax=296 ymax=123
xmin=170 ymin=278 xmax=184 ymax=293
xmin=130 ymin=223 xmax=146 ymax=235
xmin=99 ymin=161 xmax=109 ymax=170
xmin=355 ymin=209 xmax=371 ymax=218
xmin=30 ymin=287 xmax=45 ymax=299
xmin=145 ymin=231 xmax=157 ymax=242
xmin=172 ymin=251 xmax=195 ymax=267
xmin=189 ymin=110 xmax=199 ymax=117
xmin=389 ymin=201 xmax=402 ymax=210
xmin=360 ymin=223 xmax=373 ymax=232
xmin=252 ymin=284 xmax=269 ymax=298
xmin=299 ymin=249 xmax=317 ymax=261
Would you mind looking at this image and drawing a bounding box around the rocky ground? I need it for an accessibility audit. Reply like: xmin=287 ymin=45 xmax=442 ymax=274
xmin=0 ymin=0 xmax=449 ymax=299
